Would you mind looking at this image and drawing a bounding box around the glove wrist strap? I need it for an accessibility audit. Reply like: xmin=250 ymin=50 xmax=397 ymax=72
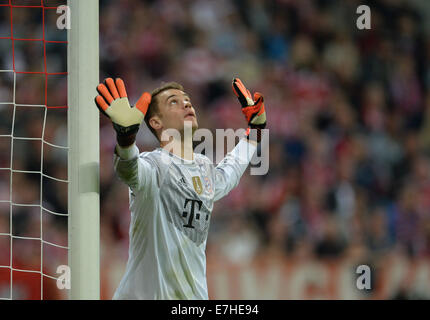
xmin=245 ymin=127 xmax=262 ymax=143
xmin=113 ymin=123 xmax=139 ymax=147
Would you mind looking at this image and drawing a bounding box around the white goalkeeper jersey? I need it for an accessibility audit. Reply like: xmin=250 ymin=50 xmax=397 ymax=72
xmin=111 ymin=139 xmax=256 ymax=300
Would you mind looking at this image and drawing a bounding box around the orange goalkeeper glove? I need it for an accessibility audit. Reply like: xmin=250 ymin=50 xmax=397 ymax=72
xmin=95 ymin=78 xmax=151 ymax=146
xmin=232 ymin=78 xmax=267 ymax=142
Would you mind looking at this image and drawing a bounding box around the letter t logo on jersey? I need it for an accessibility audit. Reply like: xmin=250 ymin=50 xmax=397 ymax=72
xmin=182 ymin=199 xmax=204 ymax=229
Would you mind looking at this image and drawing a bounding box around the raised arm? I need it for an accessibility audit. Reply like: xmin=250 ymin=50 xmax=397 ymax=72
xmin=214 ymin=78 xmax=267 ymax=201
xmin=214 ymin=139 xmax=257 ymax=201
xmin=95 ymin=77 xmax=153 ymax=190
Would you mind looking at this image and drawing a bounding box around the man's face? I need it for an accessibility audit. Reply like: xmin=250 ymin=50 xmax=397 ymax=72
xmin=155 ymin=88 xmax=198 ymax=135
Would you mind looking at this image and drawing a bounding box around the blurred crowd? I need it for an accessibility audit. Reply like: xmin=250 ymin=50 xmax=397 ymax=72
xmin=1 ymin=0 xmax=430 ymax=299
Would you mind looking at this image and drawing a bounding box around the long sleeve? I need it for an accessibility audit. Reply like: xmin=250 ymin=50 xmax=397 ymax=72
xmin=113 ymin=142 xmax=154 ymax=191
xmin=213 ymin=139 xmax=257 ymax=202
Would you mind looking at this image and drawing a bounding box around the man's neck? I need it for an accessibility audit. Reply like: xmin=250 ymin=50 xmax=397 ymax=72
xmin=160 ymin=136 xmax=194 ymax=161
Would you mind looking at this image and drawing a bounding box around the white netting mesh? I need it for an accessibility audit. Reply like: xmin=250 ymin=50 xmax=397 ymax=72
xmin=0 ymin=0 xmax=68 ymax=300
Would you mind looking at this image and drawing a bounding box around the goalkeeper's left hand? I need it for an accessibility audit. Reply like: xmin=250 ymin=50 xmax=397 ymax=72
xmin=232 ymin=78 xmax=267 ymax=143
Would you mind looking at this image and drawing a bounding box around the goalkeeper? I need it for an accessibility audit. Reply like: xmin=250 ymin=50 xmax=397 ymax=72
xmin=95 ymin=77 xmax=267 ymax=299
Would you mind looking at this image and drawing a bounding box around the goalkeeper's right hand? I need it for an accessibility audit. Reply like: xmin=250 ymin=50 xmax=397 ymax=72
xmin=95 ymin=78 xmax=151 ymax=146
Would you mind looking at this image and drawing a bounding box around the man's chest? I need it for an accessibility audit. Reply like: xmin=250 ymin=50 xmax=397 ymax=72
xmin=158 ymin=161 xmax=215 ymax=245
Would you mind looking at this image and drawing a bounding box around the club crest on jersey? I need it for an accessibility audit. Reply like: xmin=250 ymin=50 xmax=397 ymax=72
xmin=192 ymin=176 xmax=203 ymax=195
xmin=203 ymin=176 xmax=212 ymax=194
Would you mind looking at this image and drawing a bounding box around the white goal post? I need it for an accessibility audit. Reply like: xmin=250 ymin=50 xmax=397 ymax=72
xmin=67 ymin=0 xmax=100 ymax=299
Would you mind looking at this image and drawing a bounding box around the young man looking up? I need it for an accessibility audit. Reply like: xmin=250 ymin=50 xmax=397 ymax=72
xmin=95 ymin=78 xmax=267 ymax=299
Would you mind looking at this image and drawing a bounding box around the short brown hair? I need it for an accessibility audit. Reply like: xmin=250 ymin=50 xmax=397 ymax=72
xmin=144 ymin=82 xmax=184 ymax=141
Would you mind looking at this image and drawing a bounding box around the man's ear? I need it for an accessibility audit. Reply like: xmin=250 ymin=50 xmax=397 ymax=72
xmin=149 ymin=115 xmax=162 ymax=131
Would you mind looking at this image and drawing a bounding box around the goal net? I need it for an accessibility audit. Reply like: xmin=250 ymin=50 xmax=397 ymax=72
xmin=0 ymin=0 xmax=99 ymax=300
